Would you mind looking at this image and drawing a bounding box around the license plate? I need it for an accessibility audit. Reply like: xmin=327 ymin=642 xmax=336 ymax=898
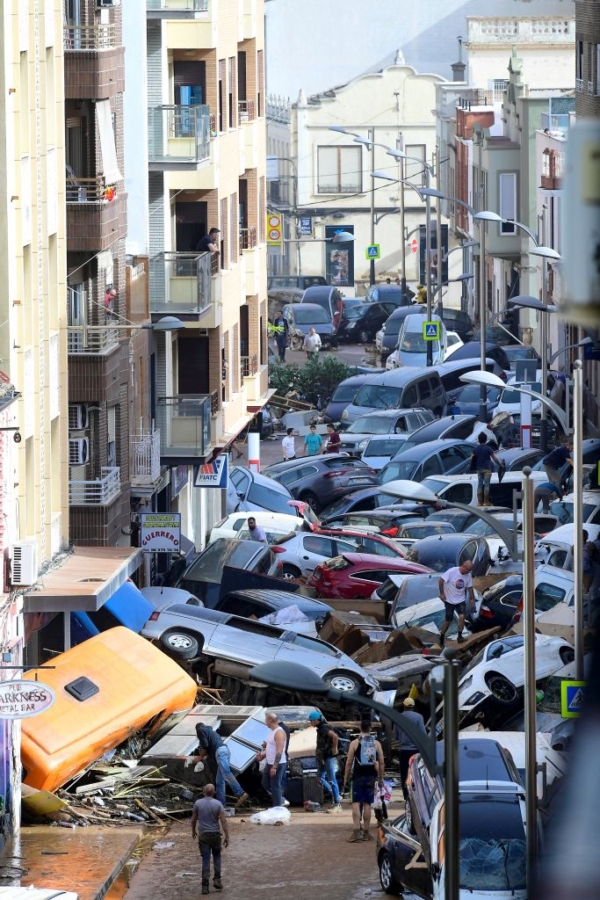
xmin=349 ymin=477 xmax=371 ymax=484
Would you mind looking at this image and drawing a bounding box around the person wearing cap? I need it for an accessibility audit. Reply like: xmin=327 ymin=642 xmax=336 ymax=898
xmin=308 ymin=711 xmax=342 ymax=813
xmin=394 ymin=697 xmax=427 ymax=802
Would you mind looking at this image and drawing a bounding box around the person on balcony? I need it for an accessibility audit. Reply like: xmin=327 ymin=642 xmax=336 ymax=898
xmin=196 ymin=228 xmax=220 ymax=254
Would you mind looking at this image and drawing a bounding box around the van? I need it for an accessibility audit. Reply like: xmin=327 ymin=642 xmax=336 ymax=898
xmin=301 ymin=285 xmax=345 ymax=330
xmin=21 ymin=627 xmax=197 ymax=792
xmin=341 ymin=368 xmax=447 ymax=425
xmin=396 ymin=312 xmax=447 ymax=367
xmin=70 ymin=579 xmax=154 ymax=645
xmin=415 ymin=470 xmax=548 ymax=509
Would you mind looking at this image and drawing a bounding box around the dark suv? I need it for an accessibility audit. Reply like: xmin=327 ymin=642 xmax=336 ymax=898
xmin=337 ymin=301 xmax=400 ymax=343
xmin=267 ymin=275 xmax=327 ymax=290
xmin=264 ymin=454 xmax=378 ymax=513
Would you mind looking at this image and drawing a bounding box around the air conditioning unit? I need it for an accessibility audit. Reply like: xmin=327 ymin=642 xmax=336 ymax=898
xmin=69 ymin=437 xmax=90 ymax=466
xmin=10 ymin=541 xmax=38 ymax=587
xmin=98 ymin=0 xmax=120 ymax=6
xmin=68 ymin=404 xmax=88 ymax=431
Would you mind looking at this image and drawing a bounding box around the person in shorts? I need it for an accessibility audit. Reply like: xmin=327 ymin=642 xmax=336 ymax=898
xmin=438 ymin=560 xmax=475 ymax=646
xmin=343 ymin=718 xmax=384 ymax=843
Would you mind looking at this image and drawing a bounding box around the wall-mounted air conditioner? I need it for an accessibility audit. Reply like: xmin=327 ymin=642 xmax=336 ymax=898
xmin=68 ymin=404 xmax=88 ymax=431
xmin=69 ymin=437 xmax=90 ymax=466
xmin=98 ymin=0 xmax=120 ymax=7
xmin=10 ymin=541 xmax=38 ymax=587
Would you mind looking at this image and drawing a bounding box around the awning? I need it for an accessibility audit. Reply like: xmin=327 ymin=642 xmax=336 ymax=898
xmin=96 ymin=99 xmax=122 ymax=185
xmin=247 ymin=387 xmax=277 ymax=413
xmin=23 ymin=546 xmax=142 ymax=613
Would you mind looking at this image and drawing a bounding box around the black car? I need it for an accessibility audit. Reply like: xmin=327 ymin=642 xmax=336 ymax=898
xmin=440 ymin=307 xmax=475 ymax=343
xmin=449 ymin=340 xmax=511 ymax=372
xmin=472 ymin=575 xmax=524 ymax=632
xmin=265 ymin=455 xmax=378 ymax=513
xmin=321 ymin=374 xmax=375 ymax=424
xmin=379 ymin=439 xmax=474 ymax=485
xmin=405 ymin=532 xmax=491 ymax=576
xmin=319 ymin=487 xmax=435 ymax=521
xmin=175 ymin=539 xmax=280 ymax=605
xmin=397 ymin=415 xmax=478 ymax=450
xmin=338 ymin=300 xmax=399 ymax=343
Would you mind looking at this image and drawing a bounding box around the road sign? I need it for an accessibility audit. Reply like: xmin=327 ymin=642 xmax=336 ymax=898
xmin=410 ymin=238 xmax=418 ymax=253
xmin=365 ymin=244 xmax=380 ymax=259
xmin=561 ymin=679 xmax=586 ymax=718
xmin=267 ymin=214 xmax=282 ymax=246
xmin=423 ymin=321 xmax=440 ymax=341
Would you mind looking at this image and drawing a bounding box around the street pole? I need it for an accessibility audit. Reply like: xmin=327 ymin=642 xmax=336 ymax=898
xmin=573 ymin=359 xmax=584 ymax=680
xmin=444 ymin=660 xmax=460 ymax=900
xmin=425 ymin=167 xmax=433 ymax=367
xmin=435 ymin=151 xmax=443 ymax=310
xmin=540 ymin=255 xmax=549 ymax=453
xmin=397 ymin=134 xmax=407 ymax=300
xmin=478 ymin=220 xmax=487 ymax=421
xmin=522 ymin=466 xmax=538 ymax=894
xmin=369 ymin=127 xmax=376 ymax=286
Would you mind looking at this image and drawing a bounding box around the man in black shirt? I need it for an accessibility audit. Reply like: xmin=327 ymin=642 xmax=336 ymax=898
xmin=471 ymin=432 xmax=502 ymax=507
xmin=197 ymin=228 xmax=220 ymax=254
xmin=543 ymin=441 xmax=573 ymax=488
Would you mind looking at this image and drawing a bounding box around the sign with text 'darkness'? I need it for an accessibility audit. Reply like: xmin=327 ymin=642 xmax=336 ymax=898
xmin=0 ymin=680 xmax=56 ymax=719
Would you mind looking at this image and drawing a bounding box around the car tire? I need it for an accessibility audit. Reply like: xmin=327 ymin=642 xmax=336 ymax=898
xmin=485 ymin=673 xmax=518 ymax=705
xmin=560 ymin=646 xmax=575 ymax=664
xmin=160 ymin=630 xmax=200 ymax=660
xmin=324 ymin=671 xmax=361 ymax=693
xmin=379 ymin=851 xmax=402 ymax=895
xmin=301 ymin=491 xmax=320 ymax=512
xmin=358 ymin=328 xmax=370 ymax=344
xmin=281 ymin=564 xmax=302 ymax=580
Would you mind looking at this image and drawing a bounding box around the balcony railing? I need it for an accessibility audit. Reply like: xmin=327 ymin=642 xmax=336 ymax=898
xmin=63 ymin=23 xmax=117 ymax=51
xmin=66 ymin=176 xmax=121 ymax=203
xmin=588 ymin=81 xmax=595 ymax=95
xmin=241 ymin=355 xmax=258 ymax=378
xmin=239 ymin=226 xmax=258 ymax=252
xmin=156 ymin=396 xmax=212 ymax=460
xmin=576 ymin=78 xmax=584 ymax=92
xmin=67 ymin=326 xmax=121 ymax=355
xmin=540 ymin=112 xmax=571 ymax=134
xmin=69 ymin=467 xmax=121 ymax=506
xmin=131 ymin=431 xmax=162 ymax=484
xmin=148 ymin=0 xmax=208 ymax=8
xmin=238 ymin=99 xmax=256 ymax=122
xmin=148 ymin=105 xmax=211 ymax=166
xmin=149 ymin=251 xmax=212 ymax=315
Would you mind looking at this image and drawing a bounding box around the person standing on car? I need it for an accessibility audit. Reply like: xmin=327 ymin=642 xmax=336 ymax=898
xmin=282 ymin=427 xmax=297 ymax=461
xmin=304 ymin=423 xmax=323 ymax=456
xmin=438 ymin=559 xmax=475 ymax=646
xmin=247 ymin=517 xmax=267 ymax=543
xmin=308 ymin=711 xmax=342 ymax=813
xmin=193 ymin=724 xmax=248 ymax=809
xmin=470 ymin=432 xmax=502 ymax=507
xmin=343 ymin=717 xmax=384 ymax=843
xmin=543 ymin=441 xmax=574 ymax=490
xmin=191 ymin=783 xmax=229 ymax=894
xmin=323 ymin=423 xmax=341 ymax=454
xmin=394 ymin=698 xmax=427 ymax=802
xmin=273 ymin=312 xmax=289 ymax=362
xmin=534 ymin=481 xmax=562 ymax=513
xmin=303 ymin=327 xmax=322 ymax=359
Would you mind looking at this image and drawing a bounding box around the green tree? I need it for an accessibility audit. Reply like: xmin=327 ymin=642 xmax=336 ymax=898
xmin=269 ymin=357 xmax=350 ymax=406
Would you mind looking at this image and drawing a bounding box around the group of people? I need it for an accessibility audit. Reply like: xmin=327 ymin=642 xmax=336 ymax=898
xmin=281 ymin=423 xmax=340 ymax=460
xmin=272 ymin=313 xmax=323 ymax=363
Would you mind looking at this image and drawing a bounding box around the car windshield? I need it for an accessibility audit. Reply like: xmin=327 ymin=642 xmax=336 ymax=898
xmin=185 ymin=542 xmax=264 ymax=583
xmin=505 ymin=345 xmax=537 ymax=361
xmin=293 ymin=306 xmax=330 ymax=324
xmin=331 ymin=383 xmax=361 ymax=402
xmin=377 ymin=578 xmax=403 ymax=602
xmin=365 ymin=437 xmax=406 ymax=457
xmin=458 ymin=798 xmax=526 ymax=891
xmin=549 ymin=500 xmax=599 ymax=525
xmin=399 ymin=522 xmax=455 ymax=538
xmin=344 ymin=306 xmax=365 ymax=320
xmin=456 ymin=385 xmax=501 ymax=402
xmin=380 ymin=461 xmax=417 ymax=483
xmin=347 ymin=416 xmax=392 ymax=434
xmin=353 ymin=385 xmax=402 ymax=409
xmin=247 ymin=483 xmax=293 ymax=513
xmin=384 ymin=318 xmax=402 ymax=337
xmin=466 ymin=519 xmax=508 ymax=537
xmin=400 ymin=334 xmax=437 ymax=353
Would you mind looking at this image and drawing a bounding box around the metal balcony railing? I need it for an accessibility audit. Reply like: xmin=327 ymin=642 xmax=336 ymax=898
xmin=156 ymin=396 xmax=212 ymax=460
xmin=66 ymin=176 xmax=121 ymax=203
xmin=147 ymin=0 xmax=208 ymax=9
xmin=67 ymin=326 xmax=121 ymax=355
xmin=69 ymin=467 xmax=121 ymax=506
xmin=63 ymin=23 xmax=117 ymax=51
xmin=131 ymin=431 xmax=162 ymax=484
xmin=576 ymin=78 xmax=584 ymax=92
xmin=148 ymin=105 xmax=211 ymax=166
xmin=239 ymin=226 xmax=258 ymax=252
xmin=241 ymin=355 xmax=258 ymax=378
xmin=149 ymin=251 xmax=212 ymax=315
xmin=238 ymin=99 xmax=256 ymax=122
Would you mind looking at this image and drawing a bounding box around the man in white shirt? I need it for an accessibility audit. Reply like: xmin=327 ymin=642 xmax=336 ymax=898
xmin=438 ymin=560 xmax=475 ymax=646
xmin=281 ymin=427 xmax=296 ymax=461
xmin=303 ymin=328 xmax=322 ymax=359
xmin=247 ymin=517 xmax=267 ymax=543
xmin=258 ymin=712 xmax=287 ymax=808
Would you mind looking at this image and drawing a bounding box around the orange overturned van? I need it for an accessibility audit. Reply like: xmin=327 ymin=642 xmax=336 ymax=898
xmin=21 ymin=626 xmax=198 ymax=792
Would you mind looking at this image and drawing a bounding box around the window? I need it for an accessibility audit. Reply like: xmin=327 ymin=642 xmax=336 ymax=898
xmin=577 ymin=40 xmax=584 ymax=82
xmin=246 ymin=483 xmax=293 ymax=514
xmin=316 ymin=146 xmax=362 ymax=194
xmin=219 ymin=597 xmax=266 ymax=618
xmin=291 ymin=634 xmax=337 ymax=656
xmin=459 ymin=541 xmax=479 ymax=564
xmin=422 ymin=454 xmax=442 ymax=478
xmin=228 ymin=56 xmax=235 ymax=129
xmin=107 ymin=405 xmax=117 ymax=468
xmin=443 ymin=483 xmax=473 ymax=505
xmin=542 ymin=149 xmax=551 ymax=179
xmin=351 ymin=570 xmax=389 ymax=583
xmin=498 ymin=173 xmax=517 ymax=234
xmin=303 ymin=535 xmax=335 ymax=557
xmin=405 ymin=144 xmax=426 ymax=188
xmin=440 ymin=446 xmax=469 ymax=471
xmin=534 ymin=581 xmax=566 ymax=612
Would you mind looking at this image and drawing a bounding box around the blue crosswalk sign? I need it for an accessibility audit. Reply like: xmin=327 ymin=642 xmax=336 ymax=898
xmin=423 ymin=321 xmax=440 ymax=340
xmin=365 ymin=244 xmax=381 ymax=259
xmin=561 ymin=679 xmax=586 ymax=718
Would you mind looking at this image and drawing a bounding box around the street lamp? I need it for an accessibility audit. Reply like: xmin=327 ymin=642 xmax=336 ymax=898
xmin=248 ymin=658 xmax=461 ymax=900
xmin=458 ymin=369 xmax=569 ymax=435
xmin=472 ymin=211 xmax=503 ymax=422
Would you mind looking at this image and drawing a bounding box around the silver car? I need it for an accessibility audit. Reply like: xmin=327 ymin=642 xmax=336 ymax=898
xmin=142 ymin=603 xmax=379 ymax=694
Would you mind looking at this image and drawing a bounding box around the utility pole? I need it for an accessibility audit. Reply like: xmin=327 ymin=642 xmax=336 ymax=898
xmin=369 ymin=126 xmax=376 ymax=286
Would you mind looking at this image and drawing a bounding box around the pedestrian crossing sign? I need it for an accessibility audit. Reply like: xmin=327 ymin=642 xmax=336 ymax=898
xmin=561 ymin=679 xmax=586 ymax=718
xmin=423 ymin=321 xmax=440 ymax=340
xmin=365 ymin=244 xmax=380 ymax=259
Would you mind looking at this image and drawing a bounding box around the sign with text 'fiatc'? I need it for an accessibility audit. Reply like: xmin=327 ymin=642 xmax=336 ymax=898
xmin=0 ymin=680 xmax=56 ymax=719
xmin=140 ymin=513 xmax=182 ymax=553
xmin=194 ymin=453 xmax=229 ymax=489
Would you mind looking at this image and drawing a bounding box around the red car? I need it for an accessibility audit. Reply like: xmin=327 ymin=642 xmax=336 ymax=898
xmin=307 ymin=552 xmax=432 ymax=600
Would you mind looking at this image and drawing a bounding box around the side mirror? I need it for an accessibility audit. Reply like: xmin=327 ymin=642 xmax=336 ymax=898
xmin=237 ymin=491 xmax=245 ymax=499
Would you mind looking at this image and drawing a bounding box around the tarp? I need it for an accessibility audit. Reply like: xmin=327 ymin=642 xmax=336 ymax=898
xmin=96 ymin=99 xmax=122 ymax=184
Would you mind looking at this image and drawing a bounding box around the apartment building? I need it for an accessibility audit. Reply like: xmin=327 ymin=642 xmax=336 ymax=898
xmin=575 ymin=0 xmax=600 ymax=118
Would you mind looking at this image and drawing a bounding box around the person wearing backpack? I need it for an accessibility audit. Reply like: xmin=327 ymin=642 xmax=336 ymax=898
xmin=343 ymin=718 xmax=384 ymax=843
xmin=308 ymin=711 xmax=342 ymax=813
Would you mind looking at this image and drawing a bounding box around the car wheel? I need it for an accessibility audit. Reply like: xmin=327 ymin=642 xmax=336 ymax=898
xmin=281 ymin=564 xmax=302 ymax=580
xmin=358 ymin=328 xmax=370 ymax=344
xmin=324 ymin=671 xmax=361 ymax=693
xmin=160 ymin=630 xmax=200 ymax=660
xmin=560 ymin=646 xmax=575 ymax=664
xmin=485 ymin=673 xmax=518 ymax=704
xmin=379 ymin=852 xmax=402 ymax=895
xmin=301 ymin=491 xmax=319 ymax=512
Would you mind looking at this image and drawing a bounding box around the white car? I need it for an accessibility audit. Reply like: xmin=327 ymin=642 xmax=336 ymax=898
xmin=272 ymin=531 xmax=362 ymax=579
xmin=534 ymin=522 xmax=600 ymax=569
xmin=457 ymin=633 xmax=574 ymax=715
xmin=443 ymin=330 xmax=464 ymax=360
xmin=360 ymin=433 xmax=409 ymax=469
xmin=209 ymin=511 xmax=304 ymax=543
xmin=395 ymin=312 xmax=447 ymax=367
xmin=391 ymin=595 xmax=482 ymax=638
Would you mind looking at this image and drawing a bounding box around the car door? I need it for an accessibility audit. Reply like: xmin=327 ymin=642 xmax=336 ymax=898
xmin=386 ymin=815 xmax=433 ymax=897
xmin=419 ymin=453 xmax=443 ymax=481
xmin=438 ymin=444 xmax=472 ymax=475
xmin=208 ymin=617 xmax=284 ymax=664
xmin=297 ymin=535 xmax=338 ymax=574
xmin=228 ymin=468 xmax=251 ymax=512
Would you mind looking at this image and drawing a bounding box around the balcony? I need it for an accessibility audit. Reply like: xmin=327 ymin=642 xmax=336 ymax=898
xmin=147 ymin=0 xmax=208 ymax=18
xmin=576 ymin=78 xmax=584 ymax=93
xmin=156 ymin=396 xmax=213 ymax=463
xmin=238 ymin=100 xmax=256 ymax=123
xmin=66 ymin=177 xmax=127 ymax=251
xmin=67 ymin=325 xmax=121 ymax=355
xmin=241 ymin=354 xmax=258 ymax=378
xmin=131 ymin=430 xmax=162 ymax=485
xmin=69 ymin=467 xmax=121 ymax=506
xmin=148 ymin=105 xmax=211 ymax=170
xmin=63 ymin=24 xmax=124 ymax=100
xmin=149 ymin=251 xmax=215 ymax=318
xmin=239 ymin=226 xmax=257 ymax=252
xmin=164 ymin=0 xmax=216 ymax=49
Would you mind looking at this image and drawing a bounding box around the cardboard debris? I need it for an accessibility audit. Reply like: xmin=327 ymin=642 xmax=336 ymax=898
xmin=21 ymin=785 xmax=68 ymax=817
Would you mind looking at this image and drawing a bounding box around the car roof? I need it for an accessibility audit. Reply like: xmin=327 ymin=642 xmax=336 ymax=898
xmin=302 ymin=285 xmax=337 ymax=300
xmin=410 ymin=533 xmax=479 ymax=552
xmin=336 ymin=553 xmax=431 ymax=571
xmin=287 ymin=302 xmax=329 ymax=314
xmin=387 ymin=438 xmax=473 ymax=461
xmin=222 ymin=589 xmax=332 ymax=612
xmin=352 ymin=366 xmax=437 ymax=387
xmin=404 ymin=415 xmax=477 ymax=442
xmin=386 ymin=304 xmax=426 ymax=320
xmin=355 ymin=408 xmax=425 ymax=421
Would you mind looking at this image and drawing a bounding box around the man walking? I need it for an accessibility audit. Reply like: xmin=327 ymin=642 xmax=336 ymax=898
xmin=282 ymin=427 xmax=297 ymax=461
xmin=323 ymin=422 xmax=341 ymax=454
xmin=260 ymin=712 xmax=287 ymax=808
xmin=196 ymin=227 xmax=220 ymax=255
xmin=303 ymin=327 xmax=322 ymax=359
xmin=394 ymin=698 xmax=427 ymax=801
xmin=438 ymin=559 xmax=475 ymax=646
xmin=247 ymin=517 xmax=267 ymax=543
xmin=304 ymin=424 xmax=323 ymax=456
xmin=193 ymin=723 xmax=248 ymax=808
xmin=272 ymin=312 xmax=289 ymax=362
xmin=343 ymin=718 xmax=384 ymax=843
xmin=470 ymin=432 xmax=502 ymax=507
xmin=543 ymin=441 xmax=573 ymax=489
xmin=191 ymin=783 xmax=229 ymax=895
xmin=308 ymin=711 xmax=342 ymax=813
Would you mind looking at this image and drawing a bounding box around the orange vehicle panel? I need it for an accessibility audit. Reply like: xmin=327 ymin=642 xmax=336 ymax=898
xmin=21 ymin=626 xmax=197 ymax=791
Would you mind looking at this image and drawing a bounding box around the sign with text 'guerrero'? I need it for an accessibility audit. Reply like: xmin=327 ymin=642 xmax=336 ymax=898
xmin=140 ymin=513 xmax=181 ymax=553
xmin=0 ymin=680 xmax=55 ymax=719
